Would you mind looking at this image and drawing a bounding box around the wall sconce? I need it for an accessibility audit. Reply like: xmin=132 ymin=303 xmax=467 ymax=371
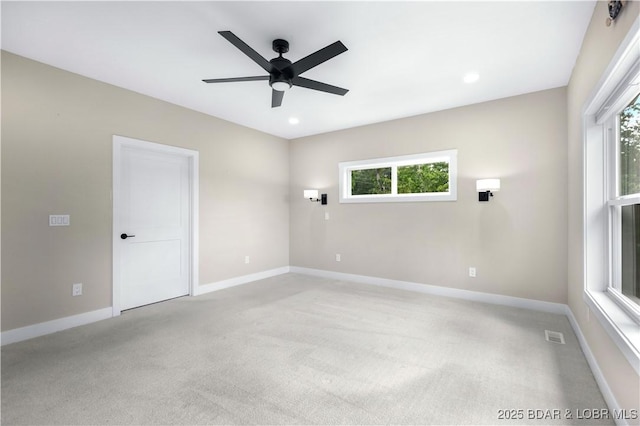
xmin=304 ymin=189 xmax=327 ymax=205
xmin=476 ymin=179 xmax=500 ymax=202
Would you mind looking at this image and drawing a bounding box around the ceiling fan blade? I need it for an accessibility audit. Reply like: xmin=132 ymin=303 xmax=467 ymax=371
xmin=290 ymin=41 xmax=347 ymax=76
xmin=272 ymin=89 xmax=284 ymax=108
xmin=218 ymin=31 xmax=274 ymax=73
xmin=202 ymin=76 xmax=269 ymax=83
xmin=292 ymin=76 xmax=349 ymax=96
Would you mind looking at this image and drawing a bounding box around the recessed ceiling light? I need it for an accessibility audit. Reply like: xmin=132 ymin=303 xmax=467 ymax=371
xmin=288 ymin=117 xmax=300 ymax=125
xmin=463 ymin=72 xmax=480 ymax=84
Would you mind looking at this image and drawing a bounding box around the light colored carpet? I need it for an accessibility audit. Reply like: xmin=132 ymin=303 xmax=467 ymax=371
xmin=2 ymin=273 xmax=610 ymax=425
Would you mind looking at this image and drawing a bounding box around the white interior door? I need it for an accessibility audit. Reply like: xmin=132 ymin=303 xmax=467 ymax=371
xmin=118 ymin=143 xmax=191 ymax=310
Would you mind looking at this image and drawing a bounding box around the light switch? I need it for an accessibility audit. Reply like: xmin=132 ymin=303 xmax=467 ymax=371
xmin=72 ymin=283 xmax=82 ymax=296
xmin=49 ymin=215 xmax=70 ymax=226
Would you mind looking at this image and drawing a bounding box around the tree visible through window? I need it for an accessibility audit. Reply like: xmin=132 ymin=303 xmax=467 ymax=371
xmin=398 ymin=162 xmax=449 ymax=194
xmin=619 ymin=93 xmax=640 ymax=306
xmin=351 ymin=168 xmax=391 ymax=195
xmin=620 ymin=93 xmax=640 ymax=196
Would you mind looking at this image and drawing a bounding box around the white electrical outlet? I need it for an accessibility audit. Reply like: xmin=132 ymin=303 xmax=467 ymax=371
xmin=49 ymin=215 xmax=70 ymax=226
xmin=469 ymin=267 xmax=476 ymax=278
xmin=336 ymin=254 xmax=341 ymax=262
xmin=245 ymin=256 xmax=250 ymax=264
xmin=72 ymin=283 xmax=83 ymax=296
xmin=325 ymin=212 xmax=330 ymax=220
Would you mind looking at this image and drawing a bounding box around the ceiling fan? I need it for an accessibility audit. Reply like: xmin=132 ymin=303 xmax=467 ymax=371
xmin=203 ymin=31 xmax=349 ymax=108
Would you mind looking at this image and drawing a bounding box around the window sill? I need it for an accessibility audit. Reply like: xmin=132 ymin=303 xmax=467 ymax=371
xmin=584 ymin=290 xmax=640 ymax=375
xmin=339 ymin=193 xmax=456 ymax=203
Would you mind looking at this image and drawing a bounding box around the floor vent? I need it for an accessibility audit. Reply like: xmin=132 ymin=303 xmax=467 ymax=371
xmin=545 ymin=330 xmax=565 ymax=344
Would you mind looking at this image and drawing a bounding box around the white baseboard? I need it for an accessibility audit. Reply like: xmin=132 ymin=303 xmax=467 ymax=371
xmin=1 ymin=267 xmax=290 ymax=346
xmin=1 ymin=265 xmax=625 ymax=422
xmin=194 ymin=266 xmax=290 ymax=296
xmin=1 ymin=307 xmax=112 ymax=346
xmin=565 ymin=307 xmax=628 ymax=426
xmin=290 ymin=266 xmax=567 ymax=315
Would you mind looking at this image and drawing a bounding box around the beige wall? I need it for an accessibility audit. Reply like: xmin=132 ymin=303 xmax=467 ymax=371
xmin=1 ymin=51 xmax=290 ymax=331
xmin=567 ymin=1 xmax=640 ymax=412
xmin=3 ymin=2 xmax=638 ymax=410
xmin=290 ymin=87 xmax=568 ymax=304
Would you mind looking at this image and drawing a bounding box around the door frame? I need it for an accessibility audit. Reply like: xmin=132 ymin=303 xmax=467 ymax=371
xmin=112 ymin=135 xmax=199 ymax=316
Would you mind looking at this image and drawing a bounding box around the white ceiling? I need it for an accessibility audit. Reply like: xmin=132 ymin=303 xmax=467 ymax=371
xmin=1 ymin=1 xmax=595 ymax=139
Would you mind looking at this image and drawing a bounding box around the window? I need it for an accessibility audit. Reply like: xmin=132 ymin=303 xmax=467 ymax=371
xmin=583 ymin=22 xmax=640 ymax=372
xmin=610 ymin=94 xmax=640 ymax=314
xmin=339 ymin=150 xmax=457 ymax=203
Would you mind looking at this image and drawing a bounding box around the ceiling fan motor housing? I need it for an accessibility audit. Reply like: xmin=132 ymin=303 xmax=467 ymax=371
xmin=269 ymin=56 xmax=293 ymax=90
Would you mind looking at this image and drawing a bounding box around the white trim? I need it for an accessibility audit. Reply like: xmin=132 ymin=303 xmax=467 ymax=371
xmin=608 ymin=287 xmax=640 ymax=322
xmin=608 ymin=195 xmax=640 ymax=206
xmin=589 ymin=16 xmax=640 ymax=121
xmin=194 ymin=266 xmax=290 ymax=296
xmin=1 ymin=308 xmax=112 ymax=346
xmin=0 ymin=267 xmax=288 ymax=345
xmin=290 ymin=266 xmax=566 ymax=314
xmin=0 ymin=267 xmax=629 ymax=421
xmin=595 ymin=43 xmax=640 ymax=124
xmin=565 ymin=306 xmax=631 ymax=426
xmin=582 ymin=15 xmax=640 ymax=375
xmin=190 ymin=152 xmax=200 ymax=304
xmin=584 ymin=291 xmax=640 ymax=375
xmin=112 ymin=135 xmax=199 ymax=316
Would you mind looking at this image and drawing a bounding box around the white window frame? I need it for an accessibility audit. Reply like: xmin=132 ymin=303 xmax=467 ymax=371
xmin=338 ymin=149 xmax=457 ymax=203
xmin=583 ymin=17 xmax=640 ymax=374
xmin=606 ymin=111 xmax=640 ymax=323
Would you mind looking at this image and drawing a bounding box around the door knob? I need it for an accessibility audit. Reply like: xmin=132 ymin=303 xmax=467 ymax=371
xmin=120 ymin=233 xmax=136 ymax=240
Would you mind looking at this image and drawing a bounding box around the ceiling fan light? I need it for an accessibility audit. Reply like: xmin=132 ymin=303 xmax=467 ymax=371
xmin=271 ymin=81 xmax=291 ymax=92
